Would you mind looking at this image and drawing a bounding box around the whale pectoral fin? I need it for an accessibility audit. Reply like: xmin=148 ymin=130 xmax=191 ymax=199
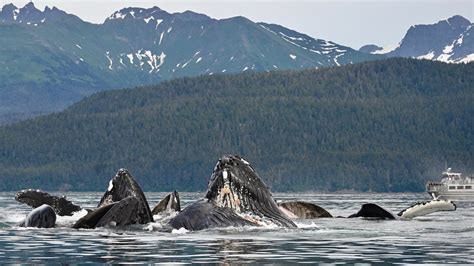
xmin=73 ymin=203 xmax=117 ymax=229
xmin=278 ymin=201 xmax=333 ymax=219
xmin=18 ymin=204 xmax=56 ymax=228
xmin=95 ymin=196 xmax=140 ymax=227
xmin=15 ymin=189 xmax=82 ymax=216
xmin=169 ymin=200 xmax=256 ymax=231
xmin=15 ymin=189 xmax=52 ymax=208
xmin=348 ymin=203 xmax=396 ymax=220
xmin=397 ymin=199 xmax=456 ymax=219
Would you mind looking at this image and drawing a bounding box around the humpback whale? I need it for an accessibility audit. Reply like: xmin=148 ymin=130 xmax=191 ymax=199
xmin=169 ymin=155 xmax=296 ymax=230
xmin=73 ymin=168 xmax=153 ymax=229
xmin=16 ymin=189 xmax=81 ymax=216
xmin=18 ymin=204 xmax=56 ymax=228
xmin=278 ymin=201 xmax=333 ymax=219
xmin=348 ymin=203 xmax=397 ymax=219
xmin=12 ymin=155 xmax=458 ymax=229
xmin=152 ymin=191 xmax=181 ymax=215
xmin=397 ymin=199 xmax=456 ymax=219
xmin=169 ymin=200 xmax=256 ymax=230
xmin=348 ymin=200 xmax=457 ymax=220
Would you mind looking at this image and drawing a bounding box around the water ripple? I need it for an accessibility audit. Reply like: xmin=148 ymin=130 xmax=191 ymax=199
xmin=0 ymin=192 xmax=473 ymax=263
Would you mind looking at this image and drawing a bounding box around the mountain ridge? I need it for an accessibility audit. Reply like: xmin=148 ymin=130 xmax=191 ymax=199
xmin=0 ymin=2 xmax=381 ymax=124
xmin=359 ymin=15 xmax=473 ymax=63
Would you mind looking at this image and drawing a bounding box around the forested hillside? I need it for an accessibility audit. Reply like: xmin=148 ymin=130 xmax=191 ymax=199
xmin=0 ymin=58 xmax=472 ymax=192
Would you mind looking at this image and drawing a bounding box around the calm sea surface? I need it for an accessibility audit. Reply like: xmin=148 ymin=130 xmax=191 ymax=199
xmin=0 ymin=192 xmax=472 ymax=264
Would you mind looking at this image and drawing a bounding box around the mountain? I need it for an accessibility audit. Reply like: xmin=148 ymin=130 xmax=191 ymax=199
xmin=0 ymin=58 xmax=472 ymax=192
xmin=0 ymin=3 xmax=381 ymax=124
xmin=359 ymin=44 xmax=383 ymax=54
xmin=359 ymin=15 xmax=473 ymax=63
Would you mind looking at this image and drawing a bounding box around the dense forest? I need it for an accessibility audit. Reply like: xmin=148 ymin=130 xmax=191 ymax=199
xmin=0 ymin=58 xmax=472 ymax=192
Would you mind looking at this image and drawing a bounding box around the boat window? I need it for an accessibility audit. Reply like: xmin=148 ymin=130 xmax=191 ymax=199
xmin=457 ymin=186 xmax=464 ymax=189
xmin=449 ymin=186 xmax=456 ymax=189
xmin=465 ymin=186 xmax=472 ymax=189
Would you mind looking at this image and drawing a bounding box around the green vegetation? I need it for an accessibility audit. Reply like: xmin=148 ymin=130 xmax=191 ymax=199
xmin=0 ymin=58 xmax=472 ymax=192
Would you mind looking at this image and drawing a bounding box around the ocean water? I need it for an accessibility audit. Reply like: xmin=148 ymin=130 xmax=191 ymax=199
xmin=0 ymin=191 xmax=472 ymax=264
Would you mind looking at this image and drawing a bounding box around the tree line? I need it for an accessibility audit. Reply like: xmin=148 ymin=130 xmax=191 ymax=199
xmin=0 ymin=58 xmax=472 ymax=192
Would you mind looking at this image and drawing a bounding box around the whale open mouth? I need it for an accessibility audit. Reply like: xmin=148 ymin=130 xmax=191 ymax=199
xmin=99 ymin=168 xmax=143 ymax=206
xmin=97 ymin=168 xmax=154 ymax=224
xmin=205 ymin=155 xmax=296 ymax=228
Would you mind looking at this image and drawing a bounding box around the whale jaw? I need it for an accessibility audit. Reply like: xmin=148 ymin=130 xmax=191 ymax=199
xmin=74 ymin=168 xmax=154 ymax=229
xmin=152 ymin=191 xmax=181 ymax=215
xmin=99 ymin=168 xmax=139 ymax=207
xmin=206 ymin=155 xmax=296 ymax=228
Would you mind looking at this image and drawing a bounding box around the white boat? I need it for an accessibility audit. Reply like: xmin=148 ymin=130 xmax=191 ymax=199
xmin=426 ymin=168 xmax=474 ymax=201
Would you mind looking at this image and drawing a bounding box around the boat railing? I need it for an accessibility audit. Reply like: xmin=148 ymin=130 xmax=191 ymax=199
xmin=426 ymin=182 xmax=444 ymax=192
xmin=442 ymin=178 xmax=474 ymax=185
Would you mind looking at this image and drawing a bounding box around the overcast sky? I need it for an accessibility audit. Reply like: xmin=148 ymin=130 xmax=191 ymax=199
xmin=3 ymin=0 xmax=473 ymax=49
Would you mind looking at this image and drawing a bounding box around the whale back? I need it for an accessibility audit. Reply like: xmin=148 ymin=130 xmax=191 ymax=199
xmin=348 ymin=203 xmax=396 ymax=220
xmin=278 ymin=201 xmax=333 ymax=219
xmin=18 ymin=204 xmax=56 ymax=228
xmin=169 ymin=200 xmax=256 ymax=231
xmin=206 ymin=155 xmax=296 ymax=228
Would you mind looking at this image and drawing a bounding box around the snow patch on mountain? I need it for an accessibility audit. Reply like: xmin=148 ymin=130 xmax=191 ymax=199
xmin=144 ymin=16 xmax=154 ymax=23
xmin=155 ymin=19 xmax=163 ymax=29
xmin=159 ymin=32 xmax=165 ymax=45
xmin=126 ymin=54 xmax=134 ymax=64
xmin=109 ymin=11 xmax=126 ymax=20
xmin=334 ymin=53 xmax=344 ymax=66
xmin=442 ymin=42 xmax=454 ymax=54
xmin=134 ymin=49 xmax=166 ymax=73
xmin=458 ymin=53 xmax=474 ymax=63
xmin=258 ymin=22 xmax=355 ymax=67
xmin=417 ymin=51 xmax=435 ymax=60
xmin=13 ymin=8 xmax=19 ymax=20
xmin=105 ymin=51 xmax=113 ymax=69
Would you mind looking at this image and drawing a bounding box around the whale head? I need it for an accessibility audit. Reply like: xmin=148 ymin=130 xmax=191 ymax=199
xmin=18 ymin=204 xmax=56 ymax=228
xmin=98 ymin=168 xmax=153 ymax=223
xmin=151 ymin=190 xmax=181 ymax=215
xmin=99 ymin=168 xmax=140 ymax=206
xmin=205 ymin=155 xmax=296 ymax=227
